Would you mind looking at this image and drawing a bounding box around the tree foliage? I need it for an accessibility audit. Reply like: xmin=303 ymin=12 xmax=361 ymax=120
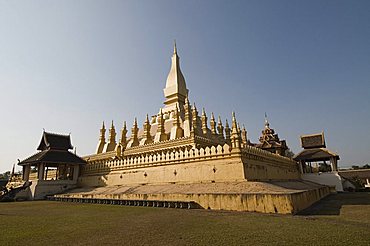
xmin=0 ymin=171 xmax=11 ymax=180
xmin=351 ymin=164 xmax=370 ymax=170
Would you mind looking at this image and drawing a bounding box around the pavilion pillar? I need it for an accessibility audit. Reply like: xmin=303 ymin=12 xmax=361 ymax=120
xmin=73 ymin=165 xmax=79 ymax=182
xmin=306 ymin=162 xmax=312 ymax=173
xmin=45 ymin=166 xmax=49 ymax=180
xmin=330 ymin=157 xmax=338 ymax=172
xmin=298 ymin=161 xmax=304 ymax=174
xmin=37 ymin=163 xmax=45 ymax=181
xmin=23 ymin=165 xmax=31 ymax=181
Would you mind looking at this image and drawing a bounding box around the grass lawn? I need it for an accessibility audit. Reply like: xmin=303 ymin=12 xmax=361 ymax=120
xmin=0 ymin=192 xmax=369 ymax=245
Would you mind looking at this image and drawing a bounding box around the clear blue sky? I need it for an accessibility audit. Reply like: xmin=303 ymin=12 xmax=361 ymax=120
xmin=1 ymin=0 xmax=369 ymax=172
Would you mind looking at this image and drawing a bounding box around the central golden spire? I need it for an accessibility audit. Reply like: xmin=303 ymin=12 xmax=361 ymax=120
xmin=163 ymin=41 xmax=189 ymax=113
xmin=173 ymin=39 xmax=177 ymax=54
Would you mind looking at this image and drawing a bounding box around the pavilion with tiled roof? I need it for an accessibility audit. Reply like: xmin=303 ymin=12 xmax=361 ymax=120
xmin=294 ymin=132 xmax=339 ymax=173
xmin=18 ymin=131 xmax=86 ymax=199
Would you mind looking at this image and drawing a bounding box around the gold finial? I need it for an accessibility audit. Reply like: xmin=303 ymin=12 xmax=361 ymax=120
xmin=264 ymin=112 xmax=269 ymax=128
xmin=231 ymin=112 xmax=238 ymax=130
xmin=102 ymin=121 xmax=105 ymax=129
xmin=173 ymin=39 xmax=177 ymax=54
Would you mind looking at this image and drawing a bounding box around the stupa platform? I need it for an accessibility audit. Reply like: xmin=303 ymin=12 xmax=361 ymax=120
xmin=52 ymin=180 xmax=331 ymax=214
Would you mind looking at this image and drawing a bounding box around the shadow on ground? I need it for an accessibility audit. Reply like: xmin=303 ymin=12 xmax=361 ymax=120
xmin=298 ymin=192 xmax=370 ymax=216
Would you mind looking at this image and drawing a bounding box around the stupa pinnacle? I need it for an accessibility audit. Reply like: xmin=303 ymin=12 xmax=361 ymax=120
xmin=163 ymin=41 xmax=189 ymax=113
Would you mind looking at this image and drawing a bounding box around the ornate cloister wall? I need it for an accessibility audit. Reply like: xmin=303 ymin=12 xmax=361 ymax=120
xmin=78 ymin=143 xmax=300 ymax=187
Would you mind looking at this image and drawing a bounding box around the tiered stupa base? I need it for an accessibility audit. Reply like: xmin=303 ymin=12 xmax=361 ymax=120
xmin=52 ymin=180 xmax=330 ymax=214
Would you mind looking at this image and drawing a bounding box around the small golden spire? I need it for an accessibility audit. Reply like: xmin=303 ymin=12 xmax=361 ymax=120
xmin=145 ymin=114 xmax=149 ymax=124
xmin=202 ymin=107 xmax=206 ymax=117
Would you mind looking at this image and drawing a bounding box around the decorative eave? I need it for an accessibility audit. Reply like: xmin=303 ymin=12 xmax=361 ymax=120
xmin=18 ymin=149 xmax=86 ymax=166
xmin=124 ymin=136 xmax=195 ymax=156
xmin=293 ymin=148 xmax=339 ymax=162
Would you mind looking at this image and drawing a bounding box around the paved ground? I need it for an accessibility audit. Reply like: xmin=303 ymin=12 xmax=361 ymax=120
xmin=0 ymin=192 xmax=369 ymax=245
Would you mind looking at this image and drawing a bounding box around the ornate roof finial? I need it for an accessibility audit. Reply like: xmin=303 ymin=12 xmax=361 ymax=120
xmin=217 ymin=115 xmax=225 ymax=140
xmin=141 ymin=114 xmax=153 ymax=145
xmin=230 ymin=112 xmax=241 ymax=149
xmin=119 ymin=121 xmax=128 ymax=147
xmin=157 ymin=109 xmax=165 ymax=132
xmin=241 ymin=124 xmax=248 ymax=148
xmin=173 ymin=39 xmax=177 ymax=54
xmin=184 ymin=96 xmax=192 ymax=122
xmin=109 ymin=120 xmax=116 ymax=140
xmin=103 ymin=120 xmax=117 ymax=152
xmin=100 ymin=122 xmax=106 ymax=138
xmin=264 ymin=112 xmax=270 ymax=128
xmin=170 ymin=103 xmax=184 ymax=140
xmin=185 ymin=96 xmax=190 ymax=107
xmin=127 ymin=117 xmax=139 ymax=147
xmin=173 ymin=104 xmax=180 ymax=126
xmin=201 ymin=108 xmax=208 ymax=136
xmin=96 ymin=121 xmax=107 ymax=154
xmin=175 ymin=104 xmax=180 ymax=127
xmin=210 ymin=112 xmax=217 ymax=136
xmin=224 ymin=119 xmax=231 ymax=145
xmin=145 ymin=114 xmax=150 ymax=124
xmin=231 ymin=111 xmax=238 ymax=130
xmin=154 ymin=108 xmax=167 ymax=142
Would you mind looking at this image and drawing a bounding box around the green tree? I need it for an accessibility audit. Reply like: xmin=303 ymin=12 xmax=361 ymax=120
xmin=285 ymin=148 xmax=295 ymax=158
xmin=360 ymin=164 xmax=370 ymax=169
xmin=319 ymin=162 xmax=331 ymax=172
xmin=0 ymin=171 xmax=11 ymax=180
